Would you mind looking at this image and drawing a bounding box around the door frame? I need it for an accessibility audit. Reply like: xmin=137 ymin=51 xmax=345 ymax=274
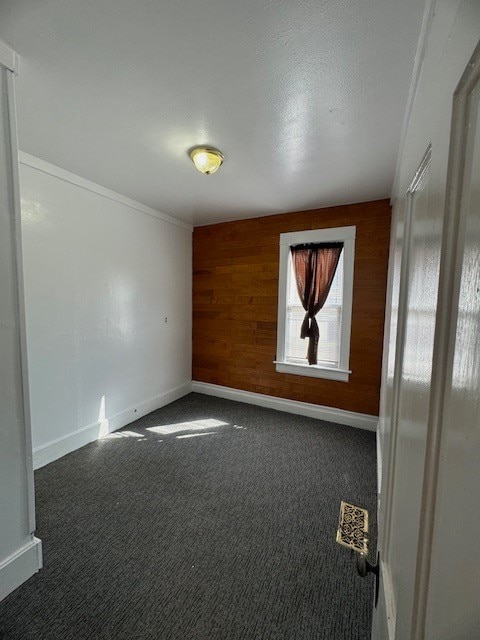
xmin=0 ymin=39 xmax=40 ymax=600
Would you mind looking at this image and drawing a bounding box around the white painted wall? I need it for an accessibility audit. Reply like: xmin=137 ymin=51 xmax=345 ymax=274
xmin=19 ymin=156 xmax=192 ymax=468
xmin=0 ymin=50 xmax=41 ymax=600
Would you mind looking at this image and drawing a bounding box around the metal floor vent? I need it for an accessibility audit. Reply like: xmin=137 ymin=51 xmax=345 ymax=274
xmin=336 ymin=501 xmax=369 ymax=554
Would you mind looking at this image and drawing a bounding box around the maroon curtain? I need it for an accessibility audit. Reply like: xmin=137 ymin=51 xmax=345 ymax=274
xmin=290 ymin=242 xmax=343 ymax=365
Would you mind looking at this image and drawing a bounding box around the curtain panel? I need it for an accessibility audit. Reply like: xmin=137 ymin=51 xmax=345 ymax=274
xmin=290 ymin=242 xmax=343 ymax=365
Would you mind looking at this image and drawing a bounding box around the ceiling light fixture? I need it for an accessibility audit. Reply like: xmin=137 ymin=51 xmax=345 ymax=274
xmin=189 ymin=146 xmax=224 ymax=175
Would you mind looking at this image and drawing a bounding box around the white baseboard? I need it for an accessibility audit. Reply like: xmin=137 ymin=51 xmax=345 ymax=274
xmin=377 ymin=427 xmax=383 ymax=494
xmin=192 ymin=381 xmax=378 ymax=431
xmin=0 ymin=536 xmax=42 ymax=601
xmin=33 ymin=382 xmax=192 ymax=469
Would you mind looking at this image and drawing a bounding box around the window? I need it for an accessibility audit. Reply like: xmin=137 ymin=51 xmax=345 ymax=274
xmin=275 ymin=226 xmax=356 ymax=382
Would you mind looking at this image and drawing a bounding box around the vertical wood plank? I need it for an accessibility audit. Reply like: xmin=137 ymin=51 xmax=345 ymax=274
xmin=193 ymin=200 xmax=391 ymax=415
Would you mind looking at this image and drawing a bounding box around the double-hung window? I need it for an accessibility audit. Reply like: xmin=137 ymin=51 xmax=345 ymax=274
xmin=275 ymin=226 xmax=356 ymax=382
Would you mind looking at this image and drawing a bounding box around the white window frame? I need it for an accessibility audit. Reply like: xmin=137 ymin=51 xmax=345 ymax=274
xmin=275 ymin=225 xmax=356 ymax=382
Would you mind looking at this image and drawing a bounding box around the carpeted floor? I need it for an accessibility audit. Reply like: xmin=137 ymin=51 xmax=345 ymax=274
xmin=0 ymin=393 xmax=377 ymax=640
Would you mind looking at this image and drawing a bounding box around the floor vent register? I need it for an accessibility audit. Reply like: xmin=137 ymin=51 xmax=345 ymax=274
xmin=336 ymin=500 xmax=369 ymax=554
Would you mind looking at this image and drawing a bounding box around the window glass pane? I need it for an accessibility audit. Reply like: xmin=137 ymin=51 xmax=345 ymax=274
xmin=285 ymin=250 xmax=344 ymax=367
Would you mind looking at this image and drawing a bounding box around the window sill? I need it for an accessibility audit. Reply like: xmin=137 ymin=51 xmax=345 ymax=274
xmin=274 ymin=361 xmax=351 ymax=382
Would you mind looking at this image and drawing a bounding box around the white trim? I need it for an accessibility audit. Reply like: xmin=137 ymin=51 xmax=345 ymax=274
xmin=407 ymin=144 xmax=432 ymax=195
xmin=0 ymin=537 xmax=42 ymax=602
xmin=391 ymin=0 xmax=437 ymax=199
xmin=0 ymin=39 xmax=17 ymax=73
xmin=5 ymin=69 xmax=36 ymax=535
xmin=276 ymin=242 xmax=289 ymax=366
xmin=273 ymin=361 xmax=350 ymax=382
xmin=18 ymin=152 xmax=193 ymax=232
xmin=339 ymin=236 xmax=355 ymax=371
xmin=381 ymin=560 xmax=397 ymax=640
xmin=33 ymin=382 xmax=192 ymax=469
xmin=192 ymin=381 xmax=378 ymax=431
xmin=279 ymin=225 xmax=356 ymax=246
xmin=276 ymin=226 xmax=355 ymax=381
xmin=377 ymin=427 xmax=382 ymax=495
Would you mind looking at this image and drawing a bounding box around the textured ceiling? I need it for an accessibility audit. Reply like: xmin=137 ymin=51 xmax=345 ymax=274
xmin=0 ymin=0 xmax=425 ymax=225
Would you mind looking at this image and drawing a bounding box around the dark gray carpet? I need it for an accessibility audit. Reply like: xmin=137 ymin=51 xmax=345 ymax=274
xmin=0 ymin=393 xmax=377 ymax=639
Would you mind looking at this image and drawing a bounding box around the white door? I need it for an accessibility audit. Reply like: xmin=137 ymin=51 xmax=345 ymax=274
xmin=421 ymin=43 xmax=480 ymax=639
xmin=375 ymin=145 xmax=440 ymax=640
xmin=372 ymin=2 xmax=480 ymax=638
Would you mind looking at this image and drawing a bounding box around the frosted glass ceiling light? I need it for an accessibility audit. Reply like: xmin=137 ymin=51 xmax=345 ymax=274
xmin=189 ymin=146 xmax=224 ymax=174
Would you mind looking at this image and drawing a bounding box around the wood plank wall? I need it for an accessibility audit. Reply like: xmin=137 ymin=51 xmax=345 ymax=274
xmin=193 ymin=199 xmax=391 ymax=416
